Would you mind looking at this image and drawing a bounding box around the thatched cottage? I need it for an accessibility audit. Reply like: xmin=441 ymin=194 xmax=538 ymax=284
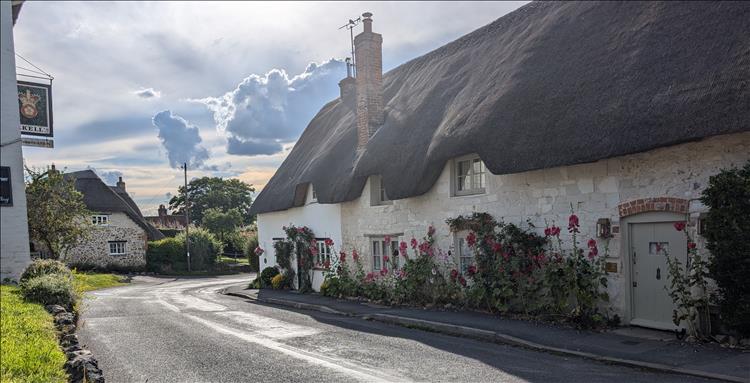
xmin=59 ymin=170 xmax=164 ymax=270
xmin=250 ymin=2 xmax=750 ymax=330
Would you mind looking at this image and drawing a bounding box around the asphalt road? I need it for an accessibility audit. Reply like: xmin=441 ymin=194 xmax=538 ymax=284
xmin=78 ymin=274 xmax=715 ymax=383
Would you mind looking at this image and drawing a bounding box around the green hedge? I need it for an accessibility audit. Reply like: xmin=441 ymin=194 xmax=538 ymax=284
xmin=20 ymin=274 xmax=76 ymax=309
xmin=147 ymin=227 xmax=222 ymax=272
xmin=20 ymin=259 xmax=71 ymax=282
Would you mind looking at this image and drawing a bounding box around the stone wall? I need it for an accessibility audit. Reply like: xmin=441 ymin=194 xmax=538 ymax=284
xmin=62 ymin=212 xmax=148 ymax=270
xmin=339 ymin=132 xmax=750 ymax=318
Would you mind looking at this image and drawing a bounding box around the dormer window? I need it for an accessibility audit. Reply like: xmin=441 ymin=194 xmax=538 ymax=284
xmin=452 ymin=155 xmax=486 ymax=196
xmin=308 ymin=184 xmax=317 ymax=204
xmin=92 ymin=215 xmax=109 ymax=226
xmin=370 ymin=175 xmax=392 ymax=206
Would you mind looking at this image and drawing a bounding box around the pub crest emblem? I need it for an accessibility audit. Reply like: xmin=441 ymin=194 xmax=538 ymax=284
xmin=19 ymin=89 xmax=41 ymax=119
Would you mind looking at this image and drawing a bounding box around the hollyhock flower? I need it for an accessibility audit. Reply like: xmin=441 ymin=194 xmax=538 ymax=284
xmin=459 ymin=276 xmax=467 ymax=287
xmin=384 ymin=235 xmax=391 ymax=244
xmin=568 ymin=214 xmax=580 ymax=233
xmin=399 ymin=241 xmax=408 ymax=257
xmin=467 ymin=265 xmax=477 ymax=276
xmin=383 ymin=255 xmax=390 ymax=263
xmin=688 ymin=242 xmax=696 ymax=249
xmin=466 ymin=232 xmax=477 ymax=247
xmin=587 ymin=246 xmax=598 ymax=259
xmin=310 ymin=246 xmax=318 ymax=256
xmin=428 ymin=225 xmax=436 ymax=237
xmin=551 ymin=226 xmax=561 ymax=236
xmin=544 ymin=227 xmax=551 ymax=237
xmin=324 ymin=238 xmax=334 ymax=247
xmin=450 ymin=269 xmax=459 ymax=281
xmin=352 ymin=249 xmax=359 ymax=261
xmin=380 ymin=267 xmax=388 ymax=276
xmin=492 ymin=242 xmax=503 ymax=254
xmin=410 ymin=238 xmax=418 ymax=249
xmin=324 ymin=260 xmax=330 ymax=269
xmin=587 ymin=239 xmax=597 ymax=249
xmin=365 ymin=272 xmax=375 ymax=282
xmin=339 ymin=252 xmax=346 ymax=263
xmin=419 ymin=241 xmax=431 ymax=254
xmin=674 ymin=221 xmax=686 ymax=231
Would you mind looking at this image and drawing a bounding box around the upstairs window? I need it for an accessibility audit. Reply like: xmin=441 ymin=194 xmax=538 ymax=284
xmin=92 ymin=215 xmax=109 ymax=226
xmin=453 ymin=155 xmax=486 ymax=196
xmin=370 ymin=175 xmax=392 ymax=206
xmin=108 ymin=241 xmax=126 ymax=255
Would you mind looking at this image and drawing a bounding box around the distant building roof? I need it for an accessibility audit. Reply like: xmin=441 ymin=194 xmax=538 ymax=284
xmin=64 ymin=170 xmax=164 ymax=241
xmin=144 ymin=204 xmax=187 ymax=230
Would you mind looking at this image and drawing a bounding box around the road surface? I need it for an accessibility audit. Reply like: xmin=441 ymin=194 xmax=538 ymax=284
xmin=77 ymin=274 xmax=713 ymax=382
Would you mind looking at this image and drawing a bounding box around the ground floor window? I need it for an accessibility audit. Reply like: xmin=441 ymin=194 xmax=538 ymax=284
xmin=316 ymin=239 xmax=332 ymax=268
xmin=372 ymin=237 xmax=399 ymax=271
xmin=108 ymin=241 xmax=127 ymax=256
xmin=455 ymin=231 xmax=474 ymax=273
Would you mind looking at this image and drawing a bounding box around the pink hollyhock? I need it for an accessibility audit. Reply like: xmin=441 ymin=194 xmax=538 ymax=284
xmin=310 ymin=246 xmax=318 ymax=256
xmin=324 ymin=238 xmax=334 ymax=247
xmin=551 ymin=226 xmax=561 ymax=236
xmin=418 ymin=241 xmax=431 ymax=254
xmin=544 ymin=227 xmax=551 ymax=237
xmin=399 ymin=241 xmax=408 ymax=257
xmin=352 ymin=249 xmax=359 ymax=261
xmin=688 ymin=242 xmax=696 ymax=249
xmin=674 ymin=221 xmax=686 ymax=231
xmin=380 ymin=267 xmax=388 ymax=276
xmin=587 ymin=246 xmax=598 ymax=259
xmin=492 ymin=242 xmax=503 ymax=254
xmin=339 ymin=252 xmax=346 ymax=263
xmin=466 ymin=232 xmax=477 ymax=247
xmin=365 ymin=272 xmax=375 ymax=282
xmin=384 ymin=235 xmax=391 ymax=244
xmin=568 ymin=214 xmax=580 ymax=233
xmin=467 ymin=265 xmax=477 ymax=276
xmin=587 ymin=239 xmax=597 ymax=249
xmin=383 ymin=255 xmax=390 ymax=263
xmin=459 ymin=276 xmax=467 ymax=287
xmin=324 ymin=260 xmax=330 ymax=269
xmin=450 ymin=269 xmax=459 ymax=281
xmin=410 ymin=238 xmax=418 ymax=249
xmin=427 ymin=225 xmax=436 ymax=237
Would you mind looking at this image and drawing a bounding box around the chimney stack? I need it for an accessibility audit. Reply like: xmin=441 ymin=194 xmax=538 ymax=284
xmin=116 ymin=176 xmax=126 ymax=191
xmin=354 ymin=11 xmax=383 ymax=150
xmin=158 ymin=204 xmax=167 ymax=217
xmin=338 ymin=58 xmax=356 ymax=104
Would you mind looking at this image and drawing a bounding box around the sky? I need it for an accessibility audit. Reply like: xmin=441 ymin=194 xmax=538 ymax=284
xmin=15 ymin=1 xmax=528 ymax=215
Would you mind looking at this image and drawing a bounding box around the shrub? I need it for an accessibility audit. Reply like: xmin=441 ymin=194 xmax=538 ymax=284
xmin=701 ymin=161 xmax=750 ymax=336
xmin=176 ymin=227 xmax=222 ymax=270
xmin=271 ymin=273 xmax=286 ymax=290
xmin=260 ymin=267 xmax=280 ymax=288
xmin=20 ymin=259 xmax=71 ymax=282
xmin=245 ymin=234 xmax=259 ymax=272
xmin=20 ymin=274 xmax=77 ymax=309
xmin=146 ymin=237 xmax=185 ymax=272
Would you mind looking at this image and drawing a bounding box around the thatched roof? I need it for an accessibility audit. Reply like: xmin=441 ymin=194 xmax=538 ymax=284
xmin=65 ymin=170 xmax=164 ymax=241
xmin=251 ymin=1 xmax=750 ymax=215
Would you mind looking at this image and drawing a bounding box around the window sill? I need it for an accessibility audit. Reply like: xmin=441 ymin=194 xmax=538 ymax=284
xmin=452 ymin=190 xmax=486 ymax=198
xmin=109 ymin=253 xmax=128 ymax=256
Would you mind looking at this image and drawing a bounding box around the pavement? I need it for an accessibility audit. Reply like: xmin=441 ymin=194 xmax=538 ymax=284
xmin=224 ymin=284 xmax=750 ymax=383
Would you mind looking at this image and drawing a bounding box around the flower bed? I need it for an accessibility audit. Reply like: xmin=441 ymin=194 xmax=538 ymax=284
xmin=321 ymin=212 xmax=614 ymax=328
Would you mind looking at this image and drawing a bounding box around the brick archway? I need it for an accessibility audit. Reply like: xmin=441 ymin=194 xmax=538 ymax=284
xmin=617 ymin=197 xmax=688 ymax=218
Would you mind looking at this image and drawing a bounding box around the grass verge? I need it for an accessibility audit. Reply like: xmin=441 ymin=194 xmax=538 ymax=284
xmin=72 ymin=271 xmax=127 ymax=293
xmin=218 ymin=255 xmax=249 ymax=265
xmin=0 ymin=285 xmax=68 ymax=383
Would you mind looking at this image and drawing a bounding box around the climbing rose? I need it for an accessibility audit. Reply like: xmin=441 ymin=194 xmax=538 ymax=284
xmin=466 ymin=232 xmax=477 ymax=247
xmin=324 ymin=260 xmax=330 ymax=269
xmin=459 ymin=276 xmax=467 ymax=287
xmin=339 ymin=252 xmax=346 ymax=263
xmin=410 ymin=238 xmax=418 ymax=249
xmin=674 ymin=221 xmax=686 ymax=231
xmin=568 ymin=214 xmax=580 ymax=233
xmin=254 ymin=247 xmax=265 ymax=256
xmin=467 ymin=265 xmax=477 ymax=276
xmin=450 ymin=269 xmax=459 ymax=281
xmin=324 ymin=238 xmax=334 ymax=247
xmin=492 ymin=242 xmax=503 ymax=253
xmin=310 ymin=246 xmax=318 ymax=256
xmin=688 ymin=242 xmax=697 ymax=249
xmin=383 ymin=255 xmax=390 ymax=263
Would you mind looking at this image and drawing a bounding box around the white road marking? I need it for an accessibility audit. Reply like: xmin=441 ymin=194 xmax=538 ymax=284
xmin=184 ymin=313 xmax=410 ymax=383
xmin=215 ymin=311 xmax=321 ymax=339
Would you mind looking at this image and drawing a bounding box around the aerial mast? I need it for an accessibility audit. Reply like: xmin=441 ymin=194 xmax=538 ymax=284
xmin=339 ymin=16 xmax=361 ymax=77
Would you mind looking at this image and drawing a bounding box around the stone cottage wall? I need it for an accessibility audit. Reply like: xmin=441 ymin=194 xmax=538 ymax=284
xmin=62 ymin=212 xmax=148 ymax=270
xmin=339 ymin=132 xmax=750 ymax=318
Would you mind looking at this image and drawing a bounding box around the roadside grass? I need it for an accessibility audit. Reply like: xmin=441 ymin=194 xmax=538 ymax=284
xmin=0 ymin=285 xmax=68 ymax=383
xmin=218 ymin=255 xmax=249 ymax=265
xmin=72 ymin=270 xmax=128 ymax=293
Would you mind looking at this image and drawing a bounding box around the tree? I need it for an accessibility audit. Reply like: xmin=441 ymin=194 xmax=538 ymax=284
xmin=700 ymin=161 xmax=750 ymax=337
xmin=25 ymin=167 xmax=92 ymax=260
xmin=202 ymin=207 xmax=243 ymax=245
xmin=168 ymin=177 xmax=254 ymax=225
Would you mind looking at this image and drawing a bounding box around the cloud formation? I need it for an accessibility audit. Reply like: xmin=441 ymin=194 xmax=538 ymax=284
xmin=195 ymin=59 xmax=345 ymax=156
xmin=152 ymin=110 xmax=210 ymax=169
xmin=134 ymin=87 xmax=161 ymax=99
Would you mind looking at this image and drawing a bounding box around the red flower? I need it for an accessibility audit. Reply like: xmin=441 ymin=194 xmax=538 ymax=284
xmin=410 ymin=238 xmax=418 ymax=249
xmin=544 ymin=227 xmax=551 ymax=237
xmin=450 ymin=269 xmax=459 ymax=281
xmin=339 ymin=251 xmax=346 ymax=263
xmin=466 ymin=232 xmax=477 ymax=247
xmin=324 ymin=260 xmax=330 ymax=269
xmin=418 ymin=241 xmax=431 ymax=254
xmin=568 ymin=214 xmax=580 ymax=233
xmin=399 ymin=241 xmax=408 ymax=258
xmin=467 ymin=265 xmax=477 ymax=276
xmin=459 ymin=276 xmax=467 ymax=287
xmin=427 ymin=225 xmax=436 ymax=237
xmin=383 ymin=255 xmax=390 ymax=263
xmin=324 ymin=238 xmax=334 ymax=247
xmin=380 ymin=267 xmax=388 ymax=276
xmin=551 ymin=226 xmax=561 ymax=236
xmin=587 ymin=246 xmax=598 ymax=259
xmin=587 ymin=239 xmax=597 ymax=249
xmin=352 ymin=249 xmax=359 ymax=261
xmin=674 ymin=221 xmax=686 ymax=232
xmin=492 ymin=242 xmax=503 ymax=254
xmin=254 ymin=247 xmax=265 ymax=256
xmin=384 ymin=235 xmax=391 ymax=244
xmin=688 ymin=242 xmax=696 ymax=249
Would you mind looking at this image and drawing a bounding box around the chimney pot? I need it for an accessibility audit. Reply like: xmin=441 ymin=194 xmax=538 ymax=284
xmin=362 ymin=12 xmax=373 ymax=33
xmin=116 ymin=176 xmax=126 ymax=191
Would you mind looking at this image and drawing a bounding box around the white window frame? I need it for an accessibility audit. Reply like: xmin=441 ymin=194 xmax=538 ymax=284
xmin=92 ymin=214 xmax=109 ymax=226
xmin=108 ymin=241 xmax=126 ymax=256
xmin=370 ymin=175 xmax=392 ymax=206
xmin=307 ymin=184 xmax=317 ymax=204
xmin=371 ymin=237 xmax=400 ymax=271
xmin=452 ymin=154 xmax=486 ymax=196
xmin=455 ymin=231 xmax=474 ymax=273
xmin=316 ymin=239 xmax=332 ymax=268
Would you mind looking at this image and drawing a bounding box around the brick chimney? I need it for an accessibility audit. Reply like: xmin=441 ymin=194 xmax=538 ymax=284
xmin=338 ymin=58 xmax=356 ymax=105
xmin=116 ymin=176 xmax=125 ymax=191
xmin=158 ymin=204 xmax=167 ymax=217
xmin=354 ymin=12 xmax=383 ymax=150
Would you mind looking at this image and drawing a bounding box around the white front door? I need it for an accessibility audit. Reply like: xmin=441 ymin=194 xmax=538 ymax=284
xmin=630 ymin=222 xmax=687 ymax=330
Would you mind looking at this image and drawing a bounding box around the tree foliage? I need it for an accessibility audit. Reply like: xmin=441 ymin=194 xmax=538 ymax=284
xmin=25 ymin=167 xmax=91 ymax=260
xmin=202 ymin=207 xmax=243 ymax=244
xmin=169 ymin=177 xmax=254 ymax=225
xmin=700 ymin=161 xmax=750 ymax=336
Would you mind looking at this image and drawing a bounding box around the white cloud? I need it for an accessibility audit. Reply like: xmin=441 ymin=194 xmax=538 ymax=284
xmin=152 ymin=110 xmax=210 ymax=169
xmin=134 ymin=87 xmax=161 ymax=99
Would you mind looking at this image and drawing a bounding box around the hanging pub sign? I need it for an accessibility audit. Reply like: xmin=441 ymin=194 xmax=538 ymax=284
xmin=0 ymin=167 xmax=12 ymax=207
xmin=17 ymin=80 xmax=53 ymax=137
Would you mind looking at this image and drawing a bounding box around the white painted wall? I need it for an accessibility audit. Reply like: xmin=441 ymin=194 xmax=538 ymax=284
xmin=0 ymin=1 xmax=31 ymax=281
xmin=257 ymin=185 xmax=342 ymax=291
